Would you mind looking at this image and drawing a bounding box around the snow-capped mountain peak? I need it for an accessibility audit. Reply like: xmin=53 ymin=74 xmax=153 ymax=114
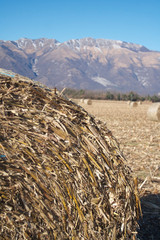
xmin=0 ymin=37 xmax=159 ymax=94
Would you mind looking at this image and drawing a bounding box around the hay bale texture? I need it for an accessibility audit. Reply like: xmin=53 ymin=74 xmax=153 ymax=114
xmin=147 ymin=102 xmax=160 ymax=121
xmin=0 ymin=73 xmax=141 ymax=239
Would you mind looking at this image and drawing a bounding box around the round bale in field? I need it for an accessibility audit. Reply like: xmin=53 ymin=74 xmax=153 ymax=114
xmin=80 ymin=98 xmax=84 ymax=103
xmin=147 ymin=102 xmax=160 ymax=121
xmin=84 ymin=99 xmax=92 ymax=105
xmin=130 ymin=101 xmax=138 ymax=107
xmin=0 ymin=72 xmax=141 ymax=239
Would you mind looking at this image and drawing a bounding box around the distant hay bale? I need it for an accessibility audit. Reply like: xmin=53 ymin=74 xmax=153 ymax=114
xmin=130 ymin=101 xmax=138 ymax=107
xmin=80 ymin=98 xmax=84 ymax=103
xmin=147 ymin=102 xmax=160 ymax=121
xmin=84 ymin=99 xmax=92 ymax=105
xmin=0 ymin=72 xmax=141 ymax=239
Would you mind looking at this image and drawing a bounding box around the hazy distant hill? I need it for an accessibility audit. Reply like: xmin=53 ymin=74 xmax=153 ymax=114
xmin=0 ymin=37 xmax=160 ymax=94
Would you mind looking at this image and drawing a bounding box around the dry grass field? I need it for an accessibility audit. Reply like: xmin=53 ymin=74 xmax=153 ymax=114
xmin=77 ymin=99 xmax=160 ymax=239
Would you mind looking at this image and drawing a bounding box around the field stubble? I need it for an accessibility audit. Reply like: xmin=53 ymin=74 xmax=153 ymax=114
xmin=78 ymin=100 xmax=160 ymax=193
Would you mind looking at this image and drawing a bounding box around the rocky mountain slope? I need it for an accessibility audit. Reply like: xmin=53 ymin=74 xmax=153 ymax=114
xmin=0 ymin=37 xmax=160 ymax=94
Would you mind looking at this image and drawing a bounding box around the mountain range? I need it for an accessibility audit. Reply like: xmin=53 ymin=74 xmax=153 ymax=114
xmin=0 ymin=37 xmax=160 ymax=94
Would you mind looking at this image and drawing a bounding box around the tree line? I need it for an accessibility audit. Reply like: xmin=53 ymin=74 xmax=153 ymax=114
xmin=63 ymin=88 xmax=160 ymax=102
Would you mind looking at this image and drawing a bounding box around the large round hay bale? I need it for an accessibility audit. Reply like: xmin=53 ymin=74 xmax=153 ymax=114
xmin=84 ymin=99 xmax=92 ymax=105
xmin=0 ymin=73 xmax=141 ymax=239
xmin=147 ymin=102 xmax=160 ymax=121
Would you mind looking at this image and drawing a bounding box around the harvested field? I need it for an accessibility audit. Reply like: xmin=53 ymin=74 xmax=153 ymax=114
xmin=78 ymin=99 xmax=160 ymax=240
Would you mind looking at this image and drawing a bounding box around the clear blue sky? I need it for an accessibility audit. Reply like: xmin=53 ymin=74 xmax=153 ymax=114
xmin=1 ymin=0 xmax=160 ymax=51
